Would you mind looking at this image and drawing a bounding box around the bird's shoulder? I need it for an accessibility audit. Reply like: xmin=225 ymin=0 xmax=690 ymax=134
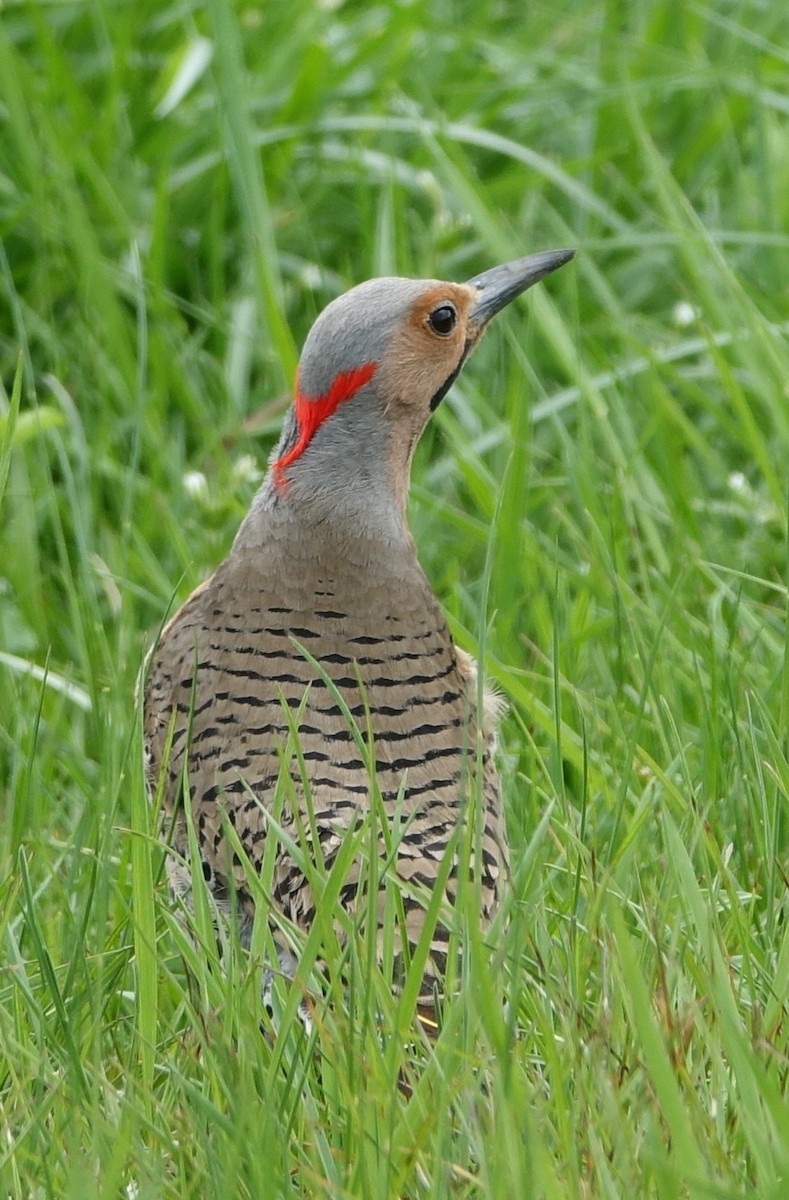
xmin=453 ymin=646 xmax=506 ymax=745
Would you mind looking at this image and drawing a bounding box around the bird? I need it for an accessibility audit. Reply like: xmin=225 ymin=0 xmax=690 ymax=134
xmin=143 ymin=247 xmax=574 ymax=1016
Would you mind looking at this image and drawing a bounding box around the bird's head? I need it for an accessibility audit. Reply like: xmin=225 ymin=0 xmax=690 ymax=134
xmin=269 ymin=248 xmax=574 ymax=519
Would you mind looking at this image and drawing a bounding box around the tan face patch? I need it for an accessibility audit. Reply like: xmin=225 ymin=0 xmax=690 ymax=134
xmin=373 ymin=281 xmax=482 ymax=506
xmin=375 ymin=282 xmax=479 ymax=419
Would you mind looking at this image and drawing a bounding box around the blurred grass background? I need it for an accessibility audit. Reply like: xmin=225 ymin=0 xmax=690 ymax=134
xmin=1 ymin=0 xmax=789 ymax=1196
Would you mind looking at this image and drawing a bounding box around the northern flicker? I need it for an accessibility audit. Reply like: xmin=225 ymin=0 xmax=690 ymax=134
xmin=144 ymin=248 xmax=574 ymax=1008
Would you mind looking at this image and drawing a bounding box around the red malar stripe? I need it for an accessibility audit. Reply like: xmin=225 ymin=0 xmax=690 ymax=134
xmin=272 ymin=361 xmax=377 ymax=484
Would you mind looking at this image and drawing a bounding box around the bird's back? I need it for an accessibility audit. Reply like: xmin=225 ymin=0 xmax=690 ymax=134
xmin=144 ymin=531 xmax=505 ymax=969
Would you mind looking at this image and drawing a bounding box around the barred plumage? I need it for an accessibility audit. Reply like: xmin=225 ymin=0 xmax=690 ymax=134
xmin=143 ymin=250 xmax=573 ymax=1004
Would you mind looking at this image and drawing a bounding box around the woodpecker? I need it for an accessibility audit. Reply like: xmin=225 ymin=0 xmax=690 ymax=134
xmin=144 ymin=248 xmax=574 ymax=1005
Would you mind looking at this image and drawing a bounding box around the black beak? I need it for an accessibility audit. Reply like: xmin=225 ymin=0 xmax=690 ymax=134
xmin=466 ymin=248 xmax=575 ymax=332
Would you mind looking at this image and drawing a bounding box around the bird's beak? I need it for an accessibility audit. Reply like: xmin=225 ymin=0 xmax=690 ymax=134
xmin=466 ymin=248 xmax=575 ymax=333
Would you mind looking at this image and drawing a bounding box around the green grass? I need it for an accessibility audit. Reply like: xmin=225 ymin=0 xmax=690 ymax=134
xmin=2 ymin=0 xmax=789 ymax=1195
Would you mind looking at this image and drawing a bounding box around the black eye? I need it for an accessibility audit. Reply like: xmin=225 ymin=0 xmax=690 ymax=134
xmin=427 ymin=304 xmax=457 ymax=336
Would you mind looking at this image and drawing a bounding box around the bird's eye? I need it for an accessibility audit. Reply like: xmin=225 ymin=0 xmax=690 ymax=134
xmin=427 ymin=304 xmax=457 ymax=336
